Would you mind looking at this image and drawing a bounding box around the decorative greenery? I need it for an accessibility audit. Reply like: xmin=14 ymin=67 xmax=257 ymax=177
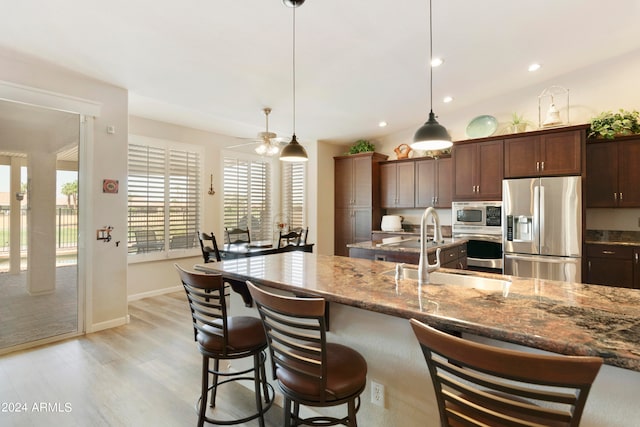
xmin=589 ymin=109 xmax=640 ymax=139
xmin=347 ymin=139 xmax=375 ymax=154
xmin=510 ymin=112 xmax=524 ymax=125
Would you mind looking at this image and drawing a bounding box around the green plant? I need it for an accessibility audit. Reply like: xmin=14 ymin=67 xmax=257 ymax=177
xmin=589 ymin=109 xmax=640 ymax=139
xmin=347 ymin=139 xmax=375 ymax=154
xmin=510 ymin=112 xmax=524 ymax=125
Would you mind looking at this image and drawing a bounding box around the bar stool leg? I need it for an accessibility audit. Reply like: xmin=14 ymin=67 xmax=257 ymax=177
xmin=210 ymin=358 xmax=219 ymax=407
xmin=348 ymin=399 xmax=358 ymax=427
xmin=198 ymin=355 xmax=209 ymax=427
xmin=252 ymin=353 xmax=266 ymax=427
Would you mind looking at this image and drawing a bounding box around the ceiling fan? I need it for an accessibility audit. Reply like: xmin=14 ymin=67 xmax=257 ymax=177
xmin=228 ymin=107 xmax=287 ymax=156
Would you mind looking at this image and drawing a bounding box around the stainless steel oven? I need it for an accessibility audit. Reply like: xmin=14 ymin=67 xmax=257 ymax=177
xmin=452 ymin=201 xmax=503 ymax=272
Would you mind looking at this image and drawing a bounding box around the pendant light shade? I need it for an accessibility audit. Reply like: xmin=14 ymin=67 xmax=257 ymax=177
xmin=280 ymin=0 xmax=308 ymax=162
xmin=412 ymin=110 xmax=452 ymax=151
xmin=411 ymin=0 xmax=452 ymax=151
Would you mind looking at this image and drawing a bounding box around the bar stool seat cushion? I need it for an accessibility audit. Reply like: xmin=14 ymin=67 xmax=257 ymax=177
xmin=197 ymin=316 xmax=266 ymax=353
xmin=276 ymin=342 xmax=367 ymax=402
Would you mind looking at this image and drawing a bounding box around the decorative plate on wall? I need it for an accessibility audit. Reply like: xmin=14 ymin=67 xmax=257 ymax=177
xmin=466 ymin=115 xmax=498 ymax=138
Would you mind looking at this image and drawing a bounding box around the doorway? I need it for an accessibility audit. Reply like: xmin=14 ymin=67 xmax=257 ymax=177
xmin=0 ymin=100 xmax=81 ymax=350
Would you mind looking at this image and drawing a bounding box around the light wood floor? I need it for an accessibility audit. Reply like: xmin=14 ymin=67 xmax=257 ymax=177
xmin=0 ymin=291 xmax=284 ymax=426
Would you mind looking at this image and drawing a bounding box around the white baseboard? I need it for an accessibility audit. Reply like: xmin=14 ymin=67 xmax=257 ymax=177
xmin=88 ymin=315 xmax=129 ymax=333
xmin=127 ymin=285 xmax=182 ymax=302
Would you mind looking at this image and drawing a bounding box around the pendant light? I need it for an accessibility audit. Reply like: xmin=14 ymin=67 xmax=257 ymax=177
xmin=280 ymin=0 xmax=309 ymax=162
xmin=411 ymin=0 xmax=452 ymax=151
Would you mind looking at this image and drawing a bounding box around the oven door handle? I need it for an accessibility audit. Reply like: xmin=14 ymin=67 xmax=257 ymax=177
xmin=453 ymin=233 xmax=502 ymax=243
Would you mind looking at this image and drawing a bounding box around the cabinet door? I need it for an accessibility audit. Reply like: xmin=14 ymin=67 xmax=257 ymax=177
xmin=353 ymin=209 xmax=373 ymax=243
xmin=352 ymin=156 xmax=373 ymax=207
xmin=634 ymin=248 xmax=640 ymax=289
xmin=540 ymin=130 xmax=581 ymax=176
xmin=452 ymin=143 xmax=477 ymax=200
xmin=396 ymin=162 xmax=415 ymax=207
xmin=380 ymin=163 xmax=397 ymax=208
xmin=504 ymin=136 xmax=539 ymax=178
xmin=586 ymin=142 xmax=618 ymax=207
xmin=587 ymin=257 xmax=634 ymax=288
xmin=334 ymin=158 xmax=353 ymax=209
xmin=477 ymin=140 xmax=503 ymax=200
xmin=415 ymin=159 xmax=436 ymax=207
xmin=435 ymin=157 xmax=452 ymax=208
xmin=334 ymin=208 xmax=353 ymax=257
xmin=618 ymin=139 xmax=640 ymax=207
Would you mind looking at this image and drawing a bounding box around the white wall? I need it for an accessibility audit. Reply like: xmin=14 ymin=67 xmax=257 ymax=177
xmin=0 ymin=47 xmax=129 ymax=331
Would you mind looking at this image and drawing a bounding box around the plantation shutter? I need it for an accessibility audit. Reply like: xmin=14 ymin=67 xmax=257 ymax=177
xmin=223 ymin=158 xmax=271 ymax=242
xmin=128 ymin=143 xmax=166 ymax=253
xmin=169 ymin=149 xmax=200 ymax=249
xmin=282 ymin=162 xmax=306 ymax=229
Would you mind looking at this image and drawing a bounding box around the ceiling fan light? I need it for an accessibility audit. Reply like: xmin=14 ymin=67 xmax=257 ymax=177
xmin=411 ymin=110 xmax=453 ymax=151
xmin=255 ymin=143 xmax=268 ymax=155
xmin=280 ymin=134 xmax=308 ymax=162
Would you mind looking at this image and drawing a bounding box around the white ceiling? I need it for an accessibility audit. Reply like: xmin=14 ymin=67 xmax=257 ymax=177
xmin=2 ymin=0 xmax=640 ymax=144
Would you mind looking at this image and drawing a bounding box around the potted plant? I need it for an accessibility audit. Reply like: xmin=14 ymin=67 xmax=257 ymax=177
xmin=347 ymin=139 xmax=375 ymax=154
xmin=589 ymin=109 xmax=640 ymax=139
xmin=509 ymin=112 xmax=528 ymax=133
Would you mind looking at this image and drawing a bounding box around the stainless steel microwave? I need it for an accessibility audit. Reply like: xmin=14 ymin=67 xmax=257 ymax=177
xmin=452 ymin=201 xmax=502 ymax=228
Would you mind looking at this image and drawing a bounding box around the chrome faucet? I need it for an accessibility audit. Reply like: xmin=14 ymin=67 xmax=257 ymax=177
xmin=418 ymin=207 xmax=442 ymax=285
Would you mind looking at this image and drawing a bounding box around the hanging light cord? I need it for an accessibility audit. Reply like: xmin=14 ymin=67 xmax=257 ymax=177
xmin=429 ymin=0 xmax=433 ymax=113
xmin=292 ymin=5 xmax=297 ymax=136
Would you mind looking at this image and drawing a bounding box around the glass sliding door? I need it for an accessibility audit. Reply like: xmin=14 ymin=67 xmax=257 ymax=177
xmin=0 ymin=100 xmax=80 ymax=351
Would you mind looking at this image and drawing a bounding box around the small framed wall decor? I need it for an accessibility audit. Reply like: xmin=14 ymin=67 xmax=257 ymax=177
xmin=103 ymin=179 xmax=119 ymax=194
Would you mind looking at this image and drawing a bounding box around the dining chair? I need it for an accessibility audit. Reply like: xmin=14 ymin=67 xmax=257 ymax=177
xmin=132 ymin=229 xmax=164 ymax=253
xmin=409 ymin=318 xmax=603 ymax=427
xmin=247 ymin=281 xmax=367 ymax=427
xmin=175 ymin=265 xmax=274 ymax=427
xmin=198 ymin=231 xmax=221 ymax=263
xmin=277 ymin=228 xmax=302 ymax=249
xmin=225 ymin=227 xmax=251 ymax=246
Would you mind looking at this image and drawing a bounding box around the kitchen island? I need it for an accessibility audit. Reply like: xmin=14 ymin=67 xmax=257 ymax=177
xmin=195 ymin=252 xmax=640 ymax=426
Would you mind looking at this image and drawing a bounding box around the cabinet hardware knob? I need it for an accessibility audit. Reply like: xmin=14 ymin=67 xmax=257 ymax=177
xmin=602 ymin=250 xmax=615 ymax=255
xmin=635 ymin=253 xmax=639 ymax=263
xmin=536 ymin=162 xmax=540 ymax=171
xmin=614 ymin=193 xmax=618 ymax=200
xmin=620 ymin=192 xmax=623 ymax=200
xmin=588 ymin=261 xmax=591 ymax=271
xmin=541 ymin=161 xmax=545 ymax=171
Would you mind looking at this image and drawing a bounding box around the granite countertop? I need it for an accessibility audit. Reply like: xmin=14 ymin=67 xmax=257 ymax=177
xmin=585 ymin=230 xmax=640 ymax=246
xmin=196 ymin=252 xmax=640 ymax=371
xmin=347 ymin=237 xmax=466 ymax=253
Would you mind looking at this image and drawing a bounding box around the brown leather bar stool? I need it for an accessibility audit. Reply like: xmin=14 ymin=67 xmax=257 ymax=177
xmin=175 ymin=265 xmax=274 ymax=426
xmin=410 ymin=318 xmax=603 ymax=427
xmin=247 ymin=281 xmax=367 ymax=427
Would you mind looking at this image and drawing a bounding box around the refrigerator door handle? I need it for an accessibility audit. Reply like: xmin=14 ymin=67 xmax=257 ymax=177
xmin=534 ymin=184 xmax=541 ymax=252
xmin=505 ymin=254 xmax=578 ymax=264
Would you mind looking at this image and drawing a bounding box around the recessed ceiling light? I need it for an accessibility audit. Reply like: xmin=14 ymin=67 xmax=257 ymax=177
xmin=430 ymin=58 xmax=444 ymax=67
xmin=528 ymin=63 xmax=541 ymax=72
xmin=378 ymin=121 xmax=387 ymax=128
xmin=443 ymin=96 xmax=453 ymax=103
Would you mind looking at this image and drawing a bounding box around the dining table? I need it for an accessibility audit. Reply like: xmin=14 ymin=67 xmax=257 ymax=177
xmin=219 ymin=241 xmax=314 ymax=260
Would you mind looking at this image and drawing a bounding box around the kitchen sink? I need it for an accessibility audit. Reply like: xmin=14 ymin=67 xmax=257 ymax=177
xmin=381 ymin=266 xmax=511 ymax=293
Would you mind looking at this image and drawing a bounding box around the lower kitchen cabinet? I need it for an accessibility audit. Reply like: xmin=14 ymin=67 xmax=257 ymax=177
xmin=585 ymin=244 xmax=636 ymax=288
xmin=349 ymin=243 xmax=467 ymax=270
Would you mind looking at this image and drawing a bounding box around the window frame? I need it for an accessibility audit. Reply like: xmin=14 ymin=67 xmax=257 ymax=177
xmin=127 ymin=135 xmax=204 ymax=263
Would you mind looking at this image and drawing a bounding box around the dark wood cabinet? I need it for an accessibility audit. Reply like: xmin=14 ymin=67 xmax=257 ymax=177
xmin=452 ymin=140 xmax=503 ymax=201
xmin=415 ymin=156 xmax=452 ymax=208
xmin=585 ymin=244 xmax=635 ymax=288
xmin=349 ymin=242 xmax=467 ymax=270
xmin=380 ymin=161 xmax=415 ymax=208
xmin=586 ymin=136 xmax=640 ymax=207
xmin=334 ymin=152 xmax=387 ymax=256
xmin=504 ymin=129 xmax=582 ymax=178
xmin=635 ymin=248 xmax=640 ymax=289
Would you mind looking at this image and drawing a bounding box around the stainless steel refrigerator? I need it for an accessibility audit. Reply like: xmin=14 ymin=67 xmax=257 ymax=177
xmin=503 ymin=176 xmax=582 ymax=282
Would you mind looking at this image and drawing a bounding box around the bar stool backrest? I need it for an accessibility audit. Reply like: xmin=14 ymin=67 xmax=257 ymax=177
xmin=410 ymin=319 xmax=603 ymax=427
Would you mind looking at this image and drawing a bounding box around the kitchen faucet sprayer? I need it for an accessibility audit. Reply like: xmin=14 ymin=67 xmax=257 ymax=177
xmin=419 ymin=207 xmax=442 ymax=285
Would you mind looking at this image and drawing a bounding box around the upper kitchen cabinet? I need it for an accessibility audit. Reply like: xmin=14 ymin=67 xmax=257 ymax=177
xmin=452 ymin=140 xmax=503 ymax=201
xmin=334 ymin=152 xmax=388 ymax=256
xmin=504 ymin=129 xmax=582 ymax=178
xmin=415 ymin=156 xmax=452 ymax=208
xmin=380 ymin=160 xmax=415 ymax=208
xmin=586 ymin=135 xmax=640 ymax=207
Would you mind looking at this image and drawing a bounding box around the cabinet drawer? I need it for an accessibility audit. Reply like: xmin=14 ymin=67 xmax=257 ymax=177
xmin=586 ymin=244 xmax=633 ymax=259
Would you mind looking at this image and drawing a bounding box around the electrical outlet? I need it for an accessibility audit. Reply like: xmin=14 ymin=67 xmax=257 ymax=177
xmin=371 ymin=380 xmax=385 ymax=407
